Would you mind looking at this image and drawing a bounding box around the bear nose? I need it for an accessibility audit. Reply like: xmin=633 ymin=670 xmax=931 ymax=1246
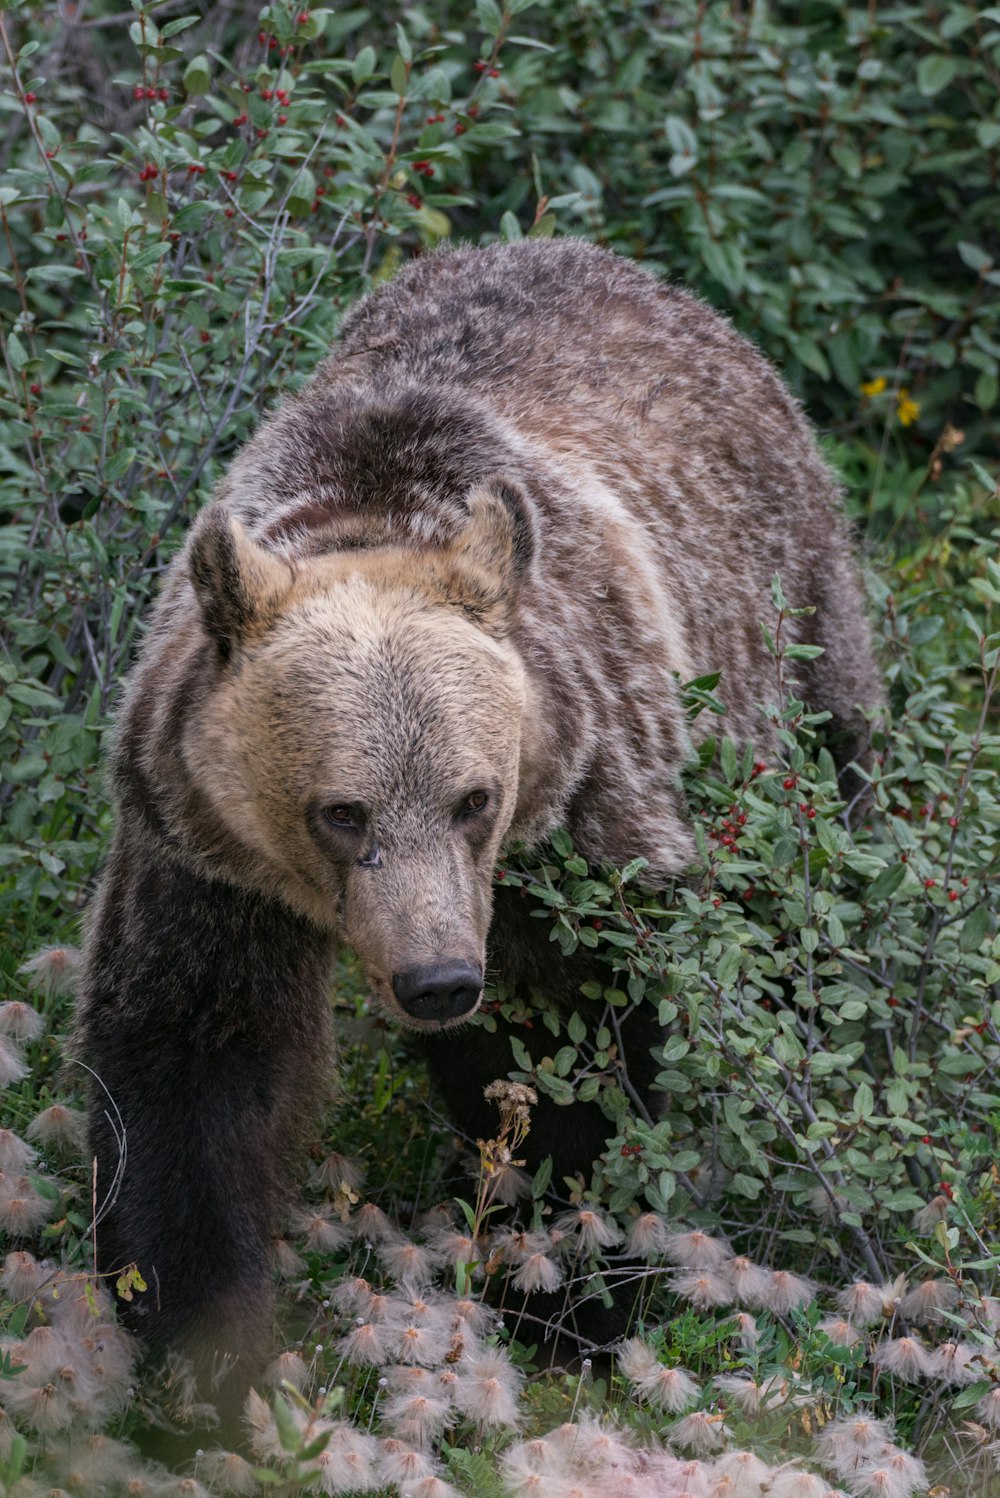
xmin=391 ymin=961 xmax=483 ymax=1023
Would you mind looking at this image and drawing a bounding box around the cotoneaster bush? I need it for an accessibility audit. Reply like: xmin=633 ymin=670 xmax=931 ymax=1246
xmin=0 ymin=0 xmax=998 ymax=1492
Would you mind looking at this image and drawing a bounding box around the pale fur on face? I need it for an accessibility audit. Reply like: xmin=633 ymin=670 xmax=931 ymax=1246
xmin=183 ymin=507 xmax=538 ymax=1029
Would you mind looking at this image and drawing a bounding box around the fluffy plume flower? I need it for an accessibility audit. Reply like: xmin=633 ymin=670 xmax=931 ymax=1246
xmin=627 ymin=1212 xmax=670 ymax=1257
xmin=671 ymin=1411 xmax=728 ymax=1456
xmin=619 ymin=1339 xmax=700 ymax=1414
xmin=352 ymin=1201 xmax=401 ymax=1244
xmin=512 ymin=1250 xmax=563 ymax=1295
xmin=0 ymin=1131 xmax=36 ymax=1173
xmin=312 ymin=1151 xmax=363 ymax=1192
xmin=26 ymin=1105 xmax=86 ymax=1155
xmin=767 ymin=1474 xmax=825 ymax=1498
xmin=408 ymin=1479 xmax=465 ymax=1498
xmin=837 ymin=1278 xmax=906 ymax=1326
xmin=715 ymin=1373 xmax=792 ymax=1418
xmin=1 ymin=1250 xmax=48 ymax=1302
xmin=309 ymin=1422 xmax=379 ymax=1494
xmin=288 ymin=1205 xmax=352 ymax=1254
xmin=390 ymin=1319 xmax=450 ymax=1367
xmin=338 ymin=1318 xmax=392 ymax=1367
xmin=817 ymin=1317 xmax=862 ymax=1347
xmin=663 ymin=1230 xmax=731 ymax=1269
xmin=382 ymin=1387 xmax=452 ymax=1447
xmin=0 ymin=1176 xmax=53 ymax=1235
xmin=19 ymin=946 xmax=80 ymax=998
xmin=265 ymin=1350 xmax=308 ymax=1391
xmin=0 ymin=1040 xmax=28 ymax=1088
xmin=710 ymin=1449 xmax=774 ymax=1496
xmin=453 ymin=1346 xmax=522 ymax=1428
xmin=872 ymin=1336 xmax=933 ymax=1382
xmin=195 ymin=1449 xmax=259 ymax=1496
xmin=642 ymin=1453 xmax=711 ymax=1495
xmin=428 ymin=1228 xmax=480 ymax=1269
xmin=490 ymin=1161 xmax=531 ymax=1204
xmin=760 ymin=1270 xmax=816 ymax=1316
xmin=815 ymin=1415 xmax=894 ymax=1478
xmin=550 ymin=1413 xmax=635 ymax=1475
xmin=899 ymin=1277 xmax=959 ymax=1324
xmin=378 ymin=1239 xmax=441 ymax=1284
xmin=912 ymin=1195 xmax=950 ymax=1234
xmin=553 ymin=1207 xmax=622 ymax=1254
xmin=0 ymin=1003 xmax=44 ymax=1043
xmin=858 ymin=1444 xmax=927 ymax=1497
xmin=671 ymin=1268 xmax=734 ymax=1310
xmin=378 ymin=1438 xmax=438 ymax=1487
xmin=446 ymin=1295 xmax=494 ymax=1338
xmin=273 ymin=1239 xmax=307 ymax=1280
xmin=729 ymin=1311 xmax=759 ymax=1348
xmin=244 ymin=1388 xmax=288 ymax=1462
xmin=930 ymin=1340 xmax=983 ymax=1386
xmin=979 ymin=1387 xmax=1000 ymax=1430
xmin=721 ymin=1257 xmax=771 ymax=1308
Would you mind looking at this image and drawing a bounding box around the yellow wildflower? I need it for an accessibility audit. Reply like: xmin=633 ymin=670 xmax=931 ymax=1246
xmin=897 ymin=388 xmax=920 ymax=426
xmin=860 ymin=376 xmax=887 ymax=397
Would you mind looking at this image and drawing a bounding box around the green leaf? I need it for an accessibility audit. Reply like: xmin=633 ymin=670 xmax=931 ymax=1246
xmin=352 ymin=46 xmax=376 ymax=84
xmin=960 ymin=904 xmax=991 ymax=954
xmin=917 ymin=54 xmax=959 ymax=96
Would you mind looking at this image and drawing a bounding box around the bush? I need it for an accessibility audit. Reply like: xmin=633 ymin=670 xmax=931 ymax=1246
xmin=0 ymin=0 xmax=998 ymax=1492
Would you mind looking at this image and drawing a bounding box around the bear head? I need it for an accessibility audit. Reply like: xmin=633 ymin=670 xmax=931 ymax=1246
xmin=181 ymin=478 xmax=543 ymax=1030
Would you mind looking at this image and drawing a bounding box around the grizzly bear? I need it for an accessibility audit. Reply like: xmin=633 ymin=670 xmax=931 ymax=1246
xmin=76 ymin=238 xmax=880 ymax=1421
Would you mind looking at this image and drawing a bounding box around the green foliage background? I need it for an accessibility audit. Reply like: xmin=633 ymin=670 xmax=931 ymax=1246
xmin=0 ymin=0 xmax=999 ymax=1485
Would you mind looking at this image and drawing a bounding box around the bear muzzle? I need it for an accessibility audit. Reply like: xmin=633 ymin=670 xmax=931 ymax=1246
xmin=391 ymin=960 xmax=484 ymax=1024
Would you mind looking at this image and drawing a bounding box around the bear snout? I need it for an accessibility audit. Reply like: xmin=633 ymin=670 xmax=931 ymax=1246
xmin=391 ymin=960 xmax=484 ymax=1024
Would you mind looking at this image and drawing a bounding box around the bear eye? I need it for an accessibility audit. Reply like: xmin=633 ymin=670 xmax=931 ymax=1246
xmin=325 ymin=804 xmax=361 ymax=831
xmin=461 ymin=790 xmax=489 ymax=818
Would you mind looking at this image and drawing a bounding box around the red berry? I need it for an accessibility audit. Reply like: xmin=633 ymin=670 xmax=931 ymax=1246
xmin=278 ymin=113 xmax=288 ymax=124
xmin=258 ymin=30 xmax=267 ymax=43
xmin=455 ymin=122 xmax=466 ymax=134
xmin=474 ymin=60 xmax=487 ymax=72
xmin=468 ymin=104 xmax=479 ymax=118
xmin=783 ymin=777 xmax=796 ymax=790
xmin=233 ymin=113 xmax=248 ymax=126
xmin=887 ymin=997 xmax=899 ymax=1007
xmin=133 ymin=85 xmax=145 ymax=100
xmin=145 ymin=86 xmax=157 ymax=99
xmin=921 ymin=1135 xmax=931 ymax=1145
xmin=158 ymin=87 xmax=169 ymax=100
xmin=806 ymin=807 xmax=816 ymax=819
xmin=24 ymin=91 xmax=37 ymax=104
xmin=489 ymin=67 xmax=500 ymax=77
xmin=269 ymin=36 xmax=278 ymax=48
xmin=29 ymin=383 xmax=41 ymax=395
xmin=948 ymin=816 xmax=958 ymax=828
xmin=592 ymin=918 xmax=603 ymax=931
xmin=224 ymin=207 xmax=235 ymax=217
xmin=924 ymin=878 xmax=936 ymax=889
xmin=948 ymin=889 xmax=958 ymax=901
xmin=261 ymin=89 xmax=273 ymax=100
xmin=276 ymin=90 xmax=289 ymax=103
xmin=406 ymin=193 xmax=422 ymax=208
xmin=199 ymin=331 xmax=211 ymax=343
xmin=712 ymin=897 xmax=722 ymax=907
xmin=222 ymin=170 xmax=238 ymax=181
xmin=298 ymin=9 xmax=310 ymax=20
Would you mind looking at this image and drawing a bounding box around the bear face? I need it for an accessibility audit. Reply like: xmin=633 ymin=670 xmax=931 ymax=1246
xmin=181 ymin=482 xmax=543 ymax=1028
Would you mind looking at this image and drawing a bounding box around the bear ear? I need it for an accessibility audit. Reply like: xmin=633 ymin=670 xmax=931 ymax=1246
xmin=188 ymin=509 xmax=294 ymax=658
xmin=442 ymin=476 xmax=537 ymax=635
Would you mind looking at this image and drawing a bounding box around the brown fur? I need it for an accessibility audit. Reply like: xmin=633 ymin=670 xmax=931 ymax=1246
xmin=76 ymin=239 xmax=881 ymax=1421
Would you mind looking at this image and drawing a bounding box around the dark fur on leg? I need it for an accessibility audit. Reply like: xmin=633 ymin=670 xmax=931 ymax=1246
xmin=76 ymin=822 xmax=334 ymax=1440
